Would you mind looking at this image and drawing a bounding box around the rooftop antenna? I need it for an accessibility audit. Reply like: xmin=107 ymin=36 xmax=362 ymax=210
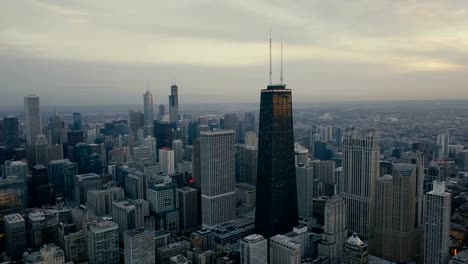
xmin=280 ymin=42 xmax=284 ymax=84
xmin=269 ymin=25 xmax=272 ymax=85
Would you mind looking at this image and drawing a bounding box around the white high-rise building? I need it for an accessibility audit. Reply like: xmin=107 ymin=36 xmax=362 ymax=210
xmin=424 ymin=181 xmax=451 ymax=264
xmin=88 ymin=221 xmax=119 ymax=264
xmin=200 ymin=130 xmax=236 ymax=228
xmin=269 ymin=235 xmax=301 ymax=264
xmin=172 ymin=139 xmax=184 ymax=165
xmin=24 ymin=95 xmax=42 ymax=144
xmin=143 ymin=90 xmax=154 ymax=137
xmin=240 ymin=234 xmax=267 ymax=264
xmin=342 ymin=128 xmax=380 ymax=239
xmin=159 ymin=148 xmax=175 ymax=175
xmin=318 ymin=193 xmax=347 ymax=264
xmin=112 ymin=199 xmax=148 ymax=241
xmin=144 ymin=136 xmax=157 ymax=163
xmin=124 ymin=227 xmax=155 ymax=264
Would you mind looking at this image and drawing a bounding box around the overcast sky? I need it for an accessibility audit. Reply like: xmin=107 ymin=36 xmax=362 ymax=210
xmin=1 ymin=0 xmax=468 ymax=107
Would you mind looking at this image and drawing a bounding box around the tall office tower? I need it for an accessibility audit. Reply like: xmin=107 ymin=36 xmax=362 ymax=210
xmin=437 ymin=132 xmax=450 ymax=160
xmin=24 ymin=95 xmax=42 ymax=143
xmin=147 ymin=181 xmax=180 ymax=234
xmin=155 ymin=121 xmax=174 ymax=150
xmin=294 ymin=143 xmax=309 ymax=166
xmin=125 ymin=173 xmax=145 ymax=200
xmin=242 ymin=112 xmax=255 ymax=138
xmin=48 ymin=113 xmax=64 ymax=145
xmin=342 ymin=233 xmax=368 ymax=264
xmin=3 ymin=116 xmax=20 ymax=149
xmin=72 ymin=113 xmax=82 ymax=131
xmin=333 ymin=127 xmax=343 ymax=148
xmin=4 ymin=214 xmax=27 ymax=259
xmin=342 ymin=128 xmax=380 ymax=239
xmin=240 ymin=234 xmax=267 ymax=264
xmin=74 ymin=173 xmax=101 ymax=205
xmin=124 ymin=227 xmax=156 ymax=264
xmin=424 ymin=181 xmax=451 ymax=264
xmin=312 ymin=160 xmax=336 ymax=186
xmin=178 ymin=187 xmax=198 ymax=232
xmin=132 ymin=145 xmax=150 ymax=161
xmin=129 ymin=109 xmax=144 ymax=134
xmin=269 ymin=235 xmax=301 ymax=264
xmin=169 ymin=84 xmax=179 ymax=123
xmin=143 ymin=89 xmax=154 ymax=137
xmin=236 ymin=144 xmax=258 ymax=185
xmin=87 ymin=221 xmax=119 ymax=264
xmin=27 ymin=209 xmax=60 ymax=249
xmin=318 ymin=192 xmax=347 ymax=264
xmin=87 ymin=189 xmax=112 ymax=216
xmin=296 ymin=163 xmax=314 ymax=218
xmin=144 ymin=136 xmax=157 ymax=163
xmin=112 ymin=199 xmax=148 ymax=241
xmin=48 ymin=159 xmax=78 ymax=202
xmin=0 ymin=176 xmax=26 ymax=229
xmin=373 ymin=164 xmax=420 ymax=262
xmin=34 ymin=134 xmax=49 ymax=165
xmin=200 ymin=130 xmax=236 ymax=228
xmin=255 ymin=81 xmax=298 ymax=239
xmin=159 ymin=104 xmax=165 ymax=120
xmin=172 ymin=139 xmax=184 ymax=165
xmin=192 ymin=139 xmax=201 ymax=189
xmin=160 ymin=148 xmax=175 ymax=175
xmin=48 ymin=144 xmax=64 ymax=161
xmin=284 ymin=225 xmax=310 ymax=259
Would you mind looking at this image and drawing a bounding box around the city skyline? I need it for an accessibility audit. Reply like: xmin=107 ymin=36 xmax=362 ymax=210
xmin=2 ymin=1 xmax=468 ymax=106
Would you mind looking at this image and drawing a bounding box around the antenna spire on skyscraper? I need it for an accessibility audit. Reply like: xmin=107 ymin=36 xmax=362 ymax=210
xmin=280 ymin=42 xmax=284 ymax=84
xmin=269 ymin=26 xmax=272 ymax=85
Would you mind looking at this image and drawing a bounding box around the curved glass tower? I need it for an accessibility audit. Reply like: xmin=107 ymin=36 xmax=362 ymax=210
xmin=255 ymin=84 xmax=298 ymax=239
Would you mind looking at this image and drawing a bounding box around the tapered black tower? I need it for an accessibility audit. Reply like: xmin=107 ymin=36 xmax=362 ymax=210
xmin=255 ymin=83 xmax=298 ymax=239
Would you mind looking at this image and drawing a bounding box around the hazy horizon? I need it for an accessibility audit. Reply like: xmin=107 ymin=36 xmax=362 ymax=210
xmin=2 ymin=1 xmax=468 ymax=106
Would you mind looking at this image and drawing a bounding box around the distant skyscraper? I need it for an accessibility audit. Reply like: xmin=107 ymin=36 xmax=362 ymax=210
xmin=144 ymin=136 xmax=157 ymax=163
xmin=235 ymin=144 xmax=258 ymax=186
xmin=200 ymin=130 xmax=236 ymax=228
xmin=124 ymin=228 xmax=156 ymax=264
xmin=178 ymin=187 xmax=198 ymax=232
xmin=240 ymin=234 xmax=267 ymax=264
xmin=129 ymin=109 xmax=144 ymax=134
xmin=3 ymin=116 xmax=20 ymax=149
xmin=87 ymin=221 xmax=119 ymax=264
xmin=72 ymin=113 xmax=82 ymax=131
xmin=48 ymin=113 xmax=65 ymax=145
xmin=269 ymin=235 xmax=301 ymax=264
xmin=172 ymin=139 xmax=184 ymax=165
xmin=169 ymin=84 xmax=179 ymax=123
xmin=424 ymin=181 xmax=451 ymax=264
xmin=155 ymin=121 xmax=173 ymax=150
xmin=437 ymin=132 xmax=450 ymax=160
xmin=342 ymin=128 xmax=379 ymax=239
xmin=143 ymin=89 xmax=154 ymax=137
xmin=242 ymin=112 xmax=255 ymax=138
xmin=296 ymin=163 xmax=314 ymax=218
xmin=159 ymin=104 xmax=165 ymax=121
xmin=255 ymin=82 xmax=298 ymax=239
xmin=48 ymin=159 xmax=78 ymax=202
xmin=159 ymin=148 xmax=175 ymax=175
xmin=24 ymin=95 xmax=42 ymax=143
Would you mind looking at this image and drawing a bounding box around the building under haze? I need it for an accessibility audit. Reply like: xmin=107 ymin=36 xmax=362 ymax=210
xmin=255 ymin=82 xmax=298 ymax=239
xmin=169 ymin=84 xmax=179 ymax=124
xmin=143 ymin=89 xmax=154 ymax=137
xmin=24 ymin=95 xmax=42 ymax=144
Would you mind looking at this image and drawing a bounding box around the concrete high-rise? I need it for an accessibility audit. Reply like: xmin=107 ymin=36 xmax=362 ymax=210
xmin=129 ymin=109 xmax=144 ymax=134
xmin=172 ymin=139 xmax=184 ymax=165
xmin=437 ymin=132 xmax=450 ymax=160
xmin=159 ymin=148 xmax=175 ymax=175
xmin=3 ymin=116 xmax=20 ymax=149
xmin=318 ymin=193 xmax=347 ymax=264
xmin=255 ymin=82 xmax=298 ymax=239
xmin=159 ymin=104 xmax=165 ymax=121
xmin=48 ymin=159 xmax=78 ymax=202
xmin=178 ymin=187 xmax=198 ymax=232
xmin=74 ymin=173 xmax=101 ymax=205
xmin=169 ymin=84 xmax=179 ymax=123
xmin=240 ymin=234 xmax=267 ymax=264
xmin=342 ymin=128 xmax=379 ymax=239
xmin=87 ymin=221 xmax=119 ymax=264
xmin=24 ymin=95 xmax=42 ymax=144
xmin=236 ymin=144 xmax=258 ymax=186
xmin=269 ymin=235 xmax=301 ymax=264
xmin=342 ymin=233 xmax=368 ymax=264
xmin=72 ymin=113 xmax=82 ymax=131
xmin=112 ymin=199 xmax=148 ymax=241
xmin=124 ymin=227 xmax=156 ymax=264
xmin=4 ymin=213 xmax=27 ymax=259
xmin=143 ymin=89 xmax=154 ymax=137
xmin=296 ymin=163 xmax=314 ymax=219
xmin=200 ymin=130 xmax=236 ymax=228
xmin=424 ymin=181 xmax=451 ymax=264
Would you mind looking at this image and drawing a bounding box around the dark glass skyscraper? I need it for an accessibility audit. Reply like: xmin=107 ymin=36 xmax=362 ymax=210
xmin=255 ymin=84 xmax=298 ymax=239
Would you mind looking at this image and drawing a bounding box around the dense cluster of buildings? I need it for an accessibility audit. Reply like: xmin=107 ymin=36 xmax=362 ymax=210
xmin=0 ymin=67 xmax=465 ymax=264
